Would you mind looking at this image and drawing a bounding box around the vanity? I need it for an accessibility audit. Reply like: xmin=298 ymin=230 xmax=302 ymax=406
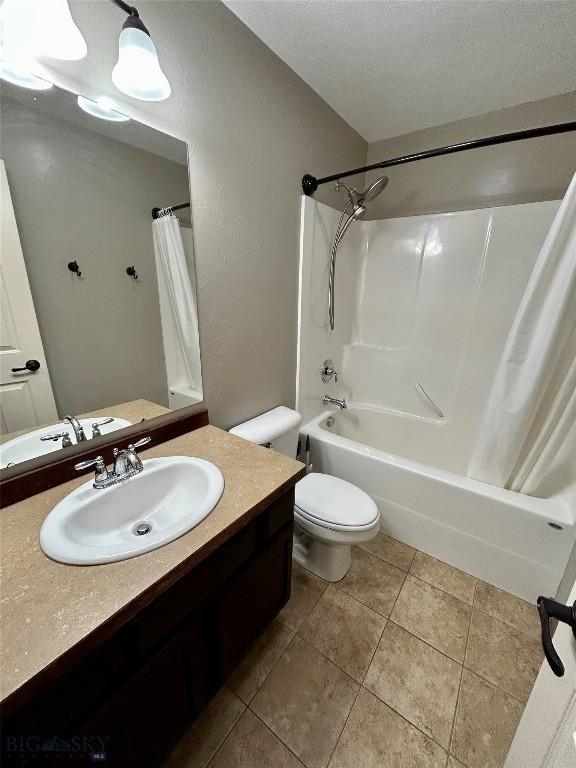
xmin=0 ymin=426 xmax=305 ymax=766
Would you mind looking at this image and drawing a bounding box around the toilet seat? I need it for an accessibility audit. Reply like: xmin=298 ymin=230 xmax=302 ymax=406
xmin=295 ymin=473 xmax=378 ymax=532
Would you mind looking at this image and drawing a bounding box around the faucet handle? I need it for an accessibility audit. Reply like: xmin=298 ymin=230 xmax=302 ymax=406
xmin=40 ymin=431 xmax=73 ymax=448
xmin=113 ymin=436 xmax=151 ymax=457
xmin=75 ymin=455 xmax=107 ymax=473
xmin=321 ymin=359 xmax=338 ymax=383
xmin=41 ymin=431 xmax=70 ymax=443
xmin=91 ymin=417 xmax=114 ymax=438
xmin=129 ymin=436 xmax=151 ymax=451
xmin=74 ymin=455 xmax=112 ymax=488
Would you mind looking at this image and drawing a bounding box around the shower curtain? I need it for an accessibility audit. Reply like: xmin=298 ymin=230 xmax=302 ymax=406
xmin=468 ymin=172 xmax=576 ymax=494
xmin=152 ymin=213 xmax=201 ymax=392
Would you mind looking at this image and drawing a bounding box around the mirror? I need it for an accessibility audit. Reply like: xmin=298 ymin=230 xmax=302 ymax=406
xmin=0 ymin=81 xmax=203 ymax=470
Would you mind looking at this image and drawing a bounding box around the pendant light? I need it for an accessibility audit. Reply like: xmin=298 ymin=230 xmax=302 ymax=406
xmin=0 ymin=0 xmax=52 ymax=91
xmin=0 ymin=60 xmax=52 ymax=90
xmin=35 ymin=0 xmax=87 ymax=61
xmin=112 ymin=11 xmax=171 ymax=102
xmin=1 ymin=0 xmax=171 ymax=102
xmin=77 ymin=95 xmax=130 ymax=122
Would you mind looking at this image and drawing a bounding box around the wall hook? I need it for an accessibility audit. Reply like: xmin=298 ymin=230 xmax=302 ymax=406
xmin=68 ymin=260 xmax=82 ymax=277
xmin=126 ymin=265 xmax=138 ymax=280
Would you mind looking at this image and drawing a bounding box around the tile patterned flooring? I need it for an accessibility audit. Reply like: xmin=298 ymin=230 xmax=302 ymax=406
xmin=163 ymin=535 xmax=543 ymax=768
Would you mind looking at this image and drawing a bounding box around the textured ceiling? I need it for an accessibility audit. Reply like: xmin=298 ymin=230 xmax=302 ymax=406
xmin=224 ymin=0 xmax=576 ymax=142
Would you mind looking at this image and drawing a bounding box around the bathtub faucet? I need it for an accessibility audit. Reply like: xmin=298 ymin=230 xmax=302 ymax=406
xmin=323 ymin=394 xmax=347 ymax=410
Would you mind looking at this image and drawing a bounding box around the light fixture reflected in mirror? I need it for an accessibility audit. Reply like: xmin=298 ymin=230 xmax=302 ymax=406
xmin=112 ymin=13 xmax=171 ymax=102
xmin=77 ymin=95 xmax=130 ymax=122
xmin=0 ymin=60 xmax=53 ymax=91
xmin=35 ymin=0 xmax=87 ymax=61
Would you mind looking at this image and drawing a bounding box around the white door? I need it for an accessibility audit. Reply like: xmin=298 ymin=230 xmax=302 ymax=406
xmin=0 ymin=159 xmax=57 ymax=434
xmin=505 ymin=578 xmax=576 ymax=768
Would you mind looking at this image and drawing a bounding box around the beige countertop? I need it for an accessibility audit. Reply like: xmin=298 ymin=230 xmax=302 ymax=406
xmin=0 ymin=425 xmax=304 ymax=707
xmin=0 ymin=398 xmax=171 ymax=445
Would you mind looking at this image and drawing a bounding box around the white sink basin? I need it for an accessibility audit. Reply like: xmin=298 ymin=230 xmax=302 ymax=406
xmin=0 ymin=417 xmax=132 ymax=467
xmin=40 ymin=456 xmax=225 ymax=565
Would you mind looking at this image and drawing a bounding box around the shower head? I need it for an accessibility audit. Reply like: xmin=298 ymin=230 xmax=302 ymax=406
xmin=360 ymin=175 xmax=389 ymax=202
xmin=335 ymin=175 xmax=389 ymax=207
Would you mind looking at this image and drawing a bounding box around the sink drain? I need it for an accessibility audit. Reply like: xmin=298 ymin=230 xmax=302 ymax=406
xmin=133 ymin=522 xmax=152 ymax=536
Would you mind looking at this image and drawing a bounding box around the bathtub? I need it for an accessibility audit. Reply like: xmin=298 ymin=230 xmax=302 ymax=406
xmin=301 ymin=408 xmax=575 ymax=602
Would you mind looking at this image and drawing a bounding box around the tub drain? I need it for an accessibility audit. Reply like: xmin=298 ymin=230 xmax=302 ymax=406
xmin=133 ymin=522 xmax=152 ymax=536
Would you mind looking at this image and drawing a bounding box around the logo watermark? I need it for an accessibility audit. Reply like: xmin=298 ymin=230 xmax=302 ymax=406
xmin=5 ymin=735 xmax=109 ymax=761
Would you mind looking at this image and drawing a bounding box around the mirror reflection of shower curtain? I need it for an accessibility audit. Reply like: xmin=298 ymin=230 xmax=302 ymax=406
xmin=152 ymin=213 xmax=202 ymax=393
xmin=468 ymin=172 xmax=576 ymax=495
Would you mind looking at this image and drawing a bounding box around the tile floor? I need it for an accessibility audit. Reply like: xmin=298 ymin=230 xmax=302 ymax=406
xmin=163 ymin=535 xmax=544 ymax=768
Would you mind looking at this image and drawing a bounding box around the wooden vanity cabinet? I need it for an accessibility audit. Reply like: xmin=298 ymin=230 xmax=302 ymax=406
xmin=1 ymin=490 xmax=294 ymax=767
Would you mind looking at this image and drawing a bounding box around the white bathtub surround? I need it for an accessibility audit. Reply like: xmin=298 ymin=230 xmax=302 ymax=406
xmin=297 ymin=196 xmax=575 ymax=602
xmin=153 ymin=213 xmax=203 ymax=406
xmin=469 ymin=173 xmax=576 ymax=495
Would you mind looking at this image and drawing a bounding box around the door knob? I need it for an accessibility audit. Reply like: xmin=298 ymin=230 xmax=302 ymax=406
xmin=11 ymin=359 xmax=41 ymax=373
xmin=537 ymin=596 xmax=576 ymax=677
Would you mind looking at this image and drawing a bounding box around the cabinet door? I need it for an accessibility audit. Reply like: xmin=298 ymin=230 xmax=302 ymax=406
xmin=215 ymin=523 xmax=293 ymax=677
xmin=77 ymin=631 xmax=191 ymax=768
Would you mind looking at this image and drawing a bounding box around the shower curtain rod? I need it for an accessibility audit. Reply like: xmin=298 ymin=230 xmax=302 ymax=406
xmin=151 ymin=202 xmax=191 ymax=219
xmin=301 ymin=121 xmax=576 ymax=196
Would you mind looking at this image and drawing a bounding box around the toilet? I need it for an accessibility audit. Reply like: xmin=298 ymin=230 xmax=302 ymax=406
xmin=230 ymin=406 xmax=379 ymax=581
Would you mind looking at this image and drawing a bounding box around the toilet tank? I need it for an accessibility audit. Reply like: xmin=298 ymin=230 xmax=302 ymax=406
xmin=229 ymin=406 xmax=301 ymax=457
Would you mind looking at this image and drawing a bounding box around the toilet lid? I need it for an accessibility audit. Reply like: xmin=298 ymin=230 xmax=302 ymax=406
xmin=295 ymin=473 xmax=378 ymax=529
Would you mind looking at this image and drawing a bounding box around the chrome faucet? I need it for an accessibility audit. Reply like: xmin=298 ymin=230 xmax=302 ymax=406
xmin=75 ymin=437 xmax=151 ymax=489
xmin=323 ymin=394 xmax=347 ymax=410
xmin=63 ymin=415 xmax=87 ymax=443
xmin=113 ymin=438 xmax=150 ymax=478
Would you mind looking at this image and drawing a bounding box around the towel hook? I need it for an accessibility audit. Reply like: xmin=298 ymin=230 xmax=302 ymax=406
xmin=67 ymin=260 xmax=82 ymax=278
xmin=126 ymin=266 xmax=138 ymax=280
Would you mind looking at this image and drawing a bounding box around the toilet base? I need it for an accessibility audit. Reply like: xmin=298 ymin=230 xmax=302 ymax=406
xmin=292 ymin=527 xmax=352 ymax=582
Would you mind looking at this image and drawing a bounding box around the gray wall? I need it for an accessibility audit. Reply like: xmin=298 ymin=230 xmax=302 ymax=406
xmin=40 ymin=0 xmax=367 ymax=428
xmin=365 ymin=92 xmax=576 ymax=219
xmin=1 ymin=97 xmax=190 ymax=415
